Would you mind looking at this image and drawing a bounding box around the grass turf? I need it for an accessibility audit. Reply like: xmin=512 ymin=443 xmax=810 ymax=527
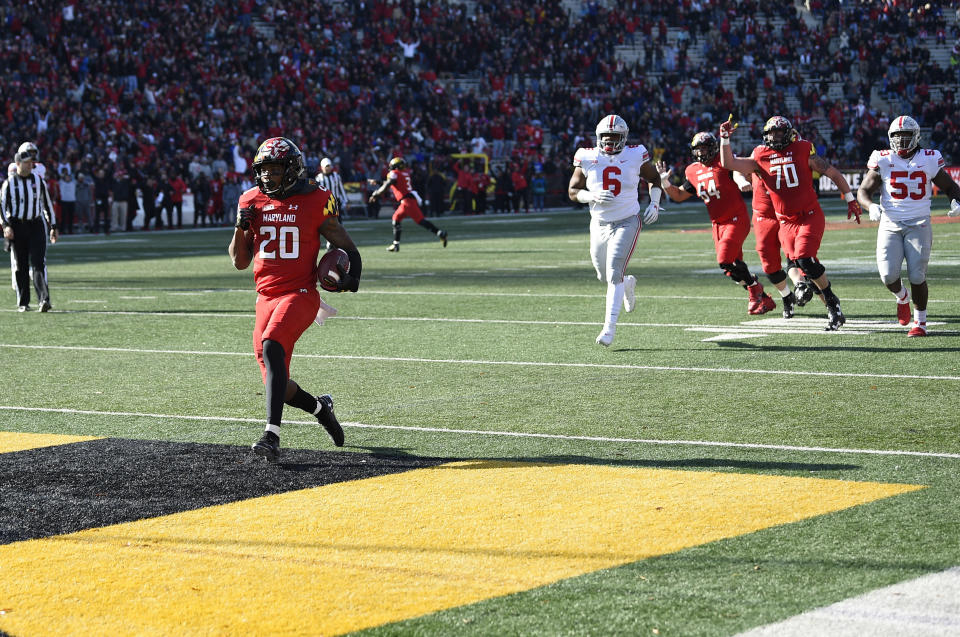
xmin=1 ymin=198 xmax=958 ymax=635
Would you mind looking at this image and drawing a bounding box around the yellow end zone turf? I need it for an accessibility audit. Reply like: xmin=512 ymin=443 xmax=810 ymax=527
xmin=0 ymin=460 xmax=923 ymax=636
xmin=0 ymin=431 xmax=101 ymax=453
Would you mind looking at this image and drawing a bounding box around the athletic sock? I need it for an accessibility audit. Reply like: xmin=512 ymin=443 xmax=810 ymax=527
xmin=894 ymin=287 xmax=910 ymax=303
xmin=778 ymin=286 xmax=792 ymax=298
xmin=605 ymin=281 xmax=624 ymax=327
xmin=915 ymin=309 xmax=927 ymax=324
xmin=286 ymin=386 xmax=318 ymax=414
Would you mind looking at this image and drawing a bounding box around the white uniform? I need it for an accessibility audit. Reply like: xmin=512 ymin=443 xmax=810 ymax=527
xmin=867 ymin=149 xmax=943 ymax=285
xmin=574 ymin=144 xmax=650 ymax=285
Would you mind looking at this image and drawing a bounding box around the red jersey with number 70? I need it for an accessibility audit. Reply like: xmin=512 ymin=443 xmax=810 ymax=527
xmin=237 ymin=181 xmax=339 ymax=297
xmin=750 ymin=139 xmax=818 ymax=218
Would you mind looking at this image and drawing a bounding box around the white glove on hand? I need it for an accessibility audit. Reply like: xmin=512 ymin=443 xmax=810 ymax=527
xmin=643 ymin=202 xmax=660 ymax=225
xmin=868 ymin=203 xmax=883 ymax=222
xmin=576 ymin=189 xmax=614 ymax=204
xmin=949 ymin=199 xmax=960 ymax=217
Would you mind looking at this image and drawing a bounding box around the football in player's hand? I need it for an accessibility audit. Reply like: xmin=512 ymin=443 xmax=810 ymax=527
xmin=318 ymin=248 xmax=350 ymax=292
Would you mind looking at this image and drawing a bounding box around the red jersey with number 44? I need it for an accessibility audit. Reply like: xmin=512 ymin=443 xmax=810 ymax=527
xmin=682 ymin=159 xmax=746 ymax=224
xmin=750 ymin=139 xmax=818 ymax=218
xmin=237 ymin=182 xmax=338 ymax=297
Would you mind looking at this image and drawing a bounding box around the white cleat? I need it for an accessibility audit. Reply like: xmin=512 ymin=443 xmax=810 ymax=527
xmin=623 ymin=275 xmax=637 ymax=312
xmin=596 ymin=327 xmax=615 ymax=347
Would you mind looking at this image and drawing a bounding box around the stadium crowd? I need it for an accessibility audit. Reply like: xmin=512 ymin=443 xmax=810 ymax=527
xmin=1 ymin=0 xmax=959 ymax=230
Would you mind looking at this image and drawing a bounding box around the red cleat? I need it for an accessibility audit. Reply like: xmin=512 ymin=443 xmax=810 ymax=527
xmin=896 ymin=301 xmax=911 ymax=326
xmin=747 ymin=284 xmax=776 ymax=315
xmin=907 ymin=321 xmax=927 ymax=337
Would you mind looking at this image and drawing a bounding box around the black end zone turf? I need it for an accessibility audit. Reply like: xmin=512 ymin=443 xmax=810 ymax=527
xmin=0 ymin=439 xmax=447 ymax=544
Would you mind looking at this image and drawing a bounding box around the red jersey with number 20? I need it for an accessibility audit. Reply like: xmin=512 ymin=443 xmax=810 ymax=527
xmin=683 ymin=159 xmax=746 ymax=224
xmin=237 ymin=182 xmax=338 ymax=297
xmin=750 ymin=139 xmax=818 ymax=218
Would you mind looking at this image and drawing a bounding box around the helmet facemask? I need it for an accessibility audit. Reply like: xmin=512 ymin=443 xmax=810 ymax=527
xmin=598 ymin=132 xmax=626 ymax=155
xmin=690 ymin=133 xmax=718 ymax=164
xmin=889 ymin=130 xmax=919 ymax=156
xmin=252 ymin=137 xmax=304 ymax=197
xmin=762 ymin=117 xmax=794 ymax=151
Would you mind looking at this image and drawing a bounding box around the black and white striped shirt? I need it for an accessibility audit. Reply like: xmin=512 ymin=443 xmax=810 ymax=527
xmin=315 ymin=171 xmax=348 ymax=214
xmin=1 ymin=172 xmax=56 ymax=227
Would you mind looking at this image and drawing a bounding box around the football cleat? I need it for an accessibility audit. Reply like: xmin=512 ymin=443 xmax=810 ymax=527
xmin=387 ymin=242 xmax=399 ymax=252
xmin=793 ymin=280 xmax=814 ymax=307
xmin=17 ymin=305 xmax=29 ymax=312
xmin=39 ymin=300 xmax=52 ymax=313
xmin=316 ymin=394 xmax=345 ymax=447
xmin=825 ymin=301 xmax=846 ymax=331
xmin=252 ymin=431 xmax=280 ymax=463
xmin=438 ymin=230 xmax=448 ymax=247
xmin=907 ymin=321 xmax=927 ymax=337
xmin=896 ymin=300 xmax=911 ymax=326
xmin=595 ymin=327 xmax=615 ymax=347
xmin=781 ymin=291 xmax=797 ymax=319
xmin=747 ymin=284 xmax=775 ymax=315
xmin=623 ymin=275 xmax=637 ymax=312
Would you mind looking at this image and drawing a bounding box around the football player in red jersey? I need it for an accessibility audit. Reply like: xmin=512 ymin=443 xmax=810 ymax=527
xmin=368 ymin=157 xmax=448 ymax=252
xmin=750 ymin=174 xmax=824 ymax=318
xmin=657 ymin=132 xmax=776 ymax=316
xmin=719 ymin=115 xmax=862 ymax=331
xmin=229 ymin=137 xmax=362 ymax=462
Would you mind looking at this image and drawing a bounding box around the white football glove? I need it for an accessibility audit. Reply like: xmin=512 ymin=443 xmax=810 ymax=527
xmin=949 ymin=199 xmax=960 ymax=217
xmin=643 ymin=202 xmax=660 ymax=225
xmin=868 ymin=203 xmax=883 ymax=222
xmin=576 ymin=189 xmax=615 ymax=204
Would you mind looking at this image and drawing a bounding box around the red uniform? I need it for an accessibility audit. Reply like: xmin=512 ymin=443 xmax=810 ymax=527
xmin=750 ymin=174 xmax=783 ymax=274
xmin=237 ymin=181 xmax=338 ymax=381
xmin=682 ymin=159 xmax=749 ymax=264
xmin=388 ymin=168 xmax=425 ymax=223
xmin=750 ymin=139 xmax=823 ymax=260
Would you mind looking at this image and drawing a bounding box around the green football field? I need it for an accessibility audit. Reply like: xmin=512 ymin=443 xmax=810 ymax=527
xmin=1 ymin=198 xmax=958 ymax=636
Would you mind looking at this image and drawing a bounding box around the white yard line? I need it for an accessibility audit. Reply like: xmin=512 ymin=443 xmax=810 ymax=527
xmin=736 ymin=567 xmax=960 ymax=637
xmin=1 ymin=343 xmax=959 ymax=381
xmin=0 ymin=405 xmax=958 ymax=460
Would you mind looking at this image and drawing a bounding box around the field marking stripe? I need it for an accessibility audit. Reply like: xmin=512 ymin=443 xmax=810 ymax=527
xmin=1 ymin=343 xmax=959 ymax=381
xmin=1 ymin=405 xmax=959 ymax=460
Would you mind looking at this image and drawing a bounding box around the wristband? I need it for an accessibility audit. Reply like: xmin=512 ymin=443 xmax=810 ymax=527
xmin=648 ymin=187 xmax=662 ymax=208
xmin=659 ymin=172 xmax=670 ymax=181
xmin=575 ymin=189 xmax=594 ymax=204
xmin=843 ymin=191 xmax=855 ymax=202
xmin=719 ymin=136 xmax=730 ymax=145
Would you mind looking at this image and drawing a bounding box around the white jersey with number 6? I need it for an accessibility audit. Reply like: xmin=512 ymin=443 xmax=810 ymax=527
xmin=573 ymin=144 xmax=650 ymax=222
xmin=867 ymin=148 xmax=944 ymax=222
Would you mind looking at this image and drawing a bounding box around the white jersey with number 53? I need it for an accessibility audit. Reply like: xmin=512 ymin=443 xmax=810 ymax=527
xmin=867 ymin=148 xmax=944 ymax=222
xmin=573 ymin=144 xmax=650 ymax=222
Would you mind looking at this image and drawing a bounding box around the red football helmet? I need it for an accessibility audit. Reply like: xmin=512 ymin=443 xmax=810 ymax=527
xmin=690 ymin=132 xmax=719 ymax=164
xmin=252 ymin=137 xmax=304 ymax=197
xmin=762 ymin=116 xmax=795 ymax=150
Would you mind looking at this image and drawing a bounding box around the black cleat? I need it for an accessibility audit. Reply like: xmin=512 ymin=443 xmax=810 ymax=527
xmin=252 ymin=431 xmax=280 ymax=462
xmin=438 ymin=230 xmax=448 ymax=247
xmin=39 ymin=300 xmax=52 ymax=313
xmin=387 ymin=242 xmax=399 ymax=252
xmin=316 ymin=394 xmax=345 ymax=447
xmin=825 ymin=301 xmax=846 ymax=331
xmin=781 ymin=292 xmax=796 ymax=319
xmin=794 ymin=280 xmax=814 ymax=307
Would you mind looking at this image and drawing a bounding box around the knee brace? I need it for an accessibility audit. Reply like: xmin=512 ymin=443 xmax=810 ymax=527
xmin=766 ymin=269 xmax=788 ymax=285
xmin=796 ymin=257 xmax=825 ymax=280
xmin=720 ymin=260 xmax=753 ymax=286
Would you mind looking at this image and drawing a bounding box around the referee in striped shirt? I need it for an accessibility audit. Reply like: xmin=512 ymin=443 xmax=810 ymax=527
xmin=315 ymin=157 xmax=348 ymax=219
xmin=1 ymin=144 xmax=58 ymax=312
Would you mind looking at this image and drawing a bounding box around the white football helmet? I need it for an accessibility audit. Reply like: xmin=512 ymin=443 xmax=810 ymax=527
xmin=888 ymin=115 xmax=920 ymax=157
xmin=15 ymin=141 xmax=38 ymax=163
xmin=595 ymin=114 xmax=629 ymax=155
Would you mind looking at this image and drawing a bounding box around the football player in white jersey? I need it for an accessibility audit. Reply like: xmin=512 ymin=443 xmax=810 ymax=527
xmin=857 ymin=115 xmax=960 ymax=336
xmin=568 ymin=114 xmax=664 ymax=347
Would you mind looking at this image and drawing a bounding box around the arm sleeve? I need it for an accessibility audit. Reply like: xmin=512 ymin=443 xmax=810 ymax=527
xmin=680 ymin=179 xmax=697 ymax=195
xmin=0 ymin=181 xmax=9 ymax=225
xmin=38 ymin=176 xmax=56 ymax=227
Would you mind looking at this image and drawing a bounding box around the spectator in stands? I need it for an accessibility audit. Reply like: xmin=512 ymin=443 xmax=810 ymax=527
xmin=58 ymin=170 xmax=77 ymax=234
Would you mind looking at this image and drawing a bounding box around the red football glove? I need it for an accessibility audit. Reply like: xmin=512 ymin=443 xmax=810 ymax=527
xmin=847 ymin=200 xmax=862 ymax=224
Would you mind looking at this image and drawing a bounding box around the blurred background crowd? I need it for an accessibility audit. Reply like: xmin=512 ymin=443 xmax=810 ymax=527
xmin=2 ymin=0 xmax=959 ymax=229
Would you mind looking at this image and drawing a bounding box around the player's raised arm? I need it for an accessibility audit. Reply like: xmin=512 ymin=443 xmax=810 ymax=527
xmin=718 ymin=115 xmax=759 ymax=175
